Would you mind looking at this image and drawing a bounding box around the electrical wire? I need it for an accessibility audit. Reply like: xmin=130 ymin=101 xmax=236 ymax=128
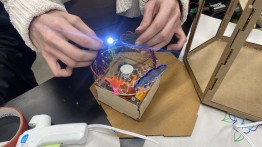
xmin=233 ymin=121 xmax=262 ymax=147
xmin=88 ymin=124 xmax=162 ymax=147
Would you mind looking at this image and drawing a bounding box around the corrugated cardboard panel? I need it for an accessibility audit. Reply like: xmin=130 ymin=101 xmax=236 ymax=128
xmin=90 ymin=52 xmax=200 ymax=137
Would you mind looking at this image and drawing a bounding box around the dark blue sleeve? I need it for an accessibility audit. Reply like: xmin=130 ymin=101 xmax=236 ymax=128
xmin=0 ymin=3 xmax=12 ymax=26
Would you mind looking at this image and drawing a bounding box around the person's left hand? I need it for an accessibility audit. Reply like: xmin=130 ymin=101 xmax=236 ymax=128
xmin=135 ymin=0 xmax=187 ymax=51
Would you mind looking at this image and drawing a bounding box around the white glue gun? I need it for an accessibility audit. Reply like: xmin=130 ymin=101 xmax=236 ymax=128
xmin=16 ymin=115 xmax=89 ymax=147
xmin=16 ymin=115 xmax=161 ymax=147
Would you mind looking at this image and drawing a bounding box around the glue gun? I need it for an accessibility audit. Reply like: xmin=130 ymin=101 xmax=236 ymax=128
xmin=16 ymin=115 xmax=162 ymax=147
xmin=16 ymin=115 xmax=88 ymax=147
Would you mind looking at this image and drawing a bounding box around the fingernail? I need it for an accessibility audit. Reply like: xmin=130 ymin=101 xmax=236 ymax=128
xmin=98 ymin=38 xmax=103 ymax=44
xmin=135 ymin=41 xmax=142 ymax=45
xmin=136 ymin=26 xmax=142 ymax=31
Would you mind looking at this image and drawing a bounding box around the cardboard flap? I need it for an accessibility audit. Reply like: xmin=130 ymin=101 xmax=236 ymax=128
xmin=90 ymin=52 xmax=200 ymax=137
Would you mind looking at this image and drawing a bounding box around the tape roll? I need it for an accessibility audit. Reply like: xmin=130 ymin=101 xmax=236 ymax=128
xmin=0 ymin=107 xmax=27 ymax=147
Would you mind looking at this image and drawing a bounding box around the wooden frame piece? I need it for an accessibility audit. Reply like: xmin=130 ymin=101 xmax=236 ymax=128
xmin=183 ymin=0 xmax=262 ymax=121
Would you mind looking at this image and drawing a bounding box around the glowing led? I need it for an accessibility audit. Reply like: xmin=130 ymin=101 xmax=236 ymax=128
xmin=107 ymin=37 xmax=114 ymax=44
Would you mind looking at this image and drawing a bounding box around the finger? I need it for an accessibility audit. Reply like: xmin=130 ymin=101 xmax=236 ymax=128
xmin=150 ymin=36 xmax=171 ymax=51
xmin=44 ymin=44 xmax=77 ymax=68
xmin=143 ymin=12 xmax=180 ymax=47
xmin=167 ymin=27 xmax=187 ymax=50
xmin=140 ymin=49 xmax=150 ymax=55
xmin=65 ymin=14 xmax=103 ymax=46
xmin=56 ymin=19 xmax=102 ymax=50
xmin=136 ymin=4 xmax=173 ymax=45
xmin=44 ymin=29 xmax=98 ymax=62
xmin=44 ymin=44 xmax=93 ymax=68
xmin=135 ymin=0 xmax=156 ymax=34
xmin=42 ymin=51 xmax=73 ymax=77
xmin=75 ymin=61 xmax=92 ymax=67
xmin=66 ymin=14 xmax=96 ymax=36
xmin=150 ymin=22 xmax=179 ymax=51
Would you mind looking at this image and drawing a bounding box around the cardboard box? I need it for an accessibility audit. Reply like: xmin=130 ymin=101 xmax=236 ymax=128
xmin=183 ymin=0 xmax=262 ymax=121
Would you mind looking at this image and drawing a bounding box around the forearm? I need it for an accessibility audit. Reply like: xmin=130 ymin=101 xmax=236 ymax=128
xmin=0 ymin=0 xmax=67 ymax=51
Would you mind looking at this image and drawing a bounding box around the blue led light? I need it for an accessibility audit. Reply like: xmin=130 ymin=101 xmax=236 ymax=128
xmin=107 ymin=37 xmax=114 ymax=44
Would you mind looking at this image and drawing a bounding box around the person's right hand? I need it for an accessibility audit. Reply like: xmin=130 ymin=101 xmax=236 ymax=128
xmin=30 ymin=10 xmax=103 ymax=77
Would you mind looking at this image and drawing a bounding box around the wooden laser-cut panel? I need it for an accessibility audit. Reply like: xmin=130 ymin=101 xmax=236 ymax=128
xmin=212 ymin=46 xmax=262 ymax=118
xmin=183 ymin=0 xmax=262 ymax=121
xmin=188 ymin=40 xmax=227 ymax=92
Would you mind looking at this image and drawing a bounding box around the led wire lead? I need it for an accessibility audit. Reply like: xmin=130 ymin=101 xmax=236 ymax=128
xmin=88 ymin=124 xmax=162 ymax=147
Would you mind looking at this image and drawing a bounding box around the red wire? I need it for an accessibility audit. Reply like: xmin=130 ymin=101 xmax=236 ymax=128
xmin=90 ymin=65 xmax=100 ymax=79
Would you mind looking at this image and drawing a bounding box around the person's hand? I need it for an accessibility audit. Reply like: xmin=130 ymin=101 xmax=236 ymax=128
xmin=30 ymin=10 xmax=103 ymax=77
xmin=135 ymin=0 xmax=186 ymax=51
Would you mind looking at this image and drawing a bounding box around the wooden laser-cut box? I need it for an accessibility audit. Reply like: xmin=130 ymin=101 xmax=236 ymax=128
xmin=95 ymin=78 xmax=160 ymax=120
xmin=183 ymin=0 xmax=262 ymax=121
xmin=93 ymin=52 xmax=162 ymax=120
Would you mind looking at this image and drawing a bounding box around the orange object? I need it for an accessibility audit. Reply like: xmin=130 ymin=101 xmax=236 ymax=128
xmin=131 ymin=75 xmax=138 ymax=81
xmin=135 ymin=87 xmax=149 ymax=101
xmin=105 ymin=76 xmax=125 ymax=92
